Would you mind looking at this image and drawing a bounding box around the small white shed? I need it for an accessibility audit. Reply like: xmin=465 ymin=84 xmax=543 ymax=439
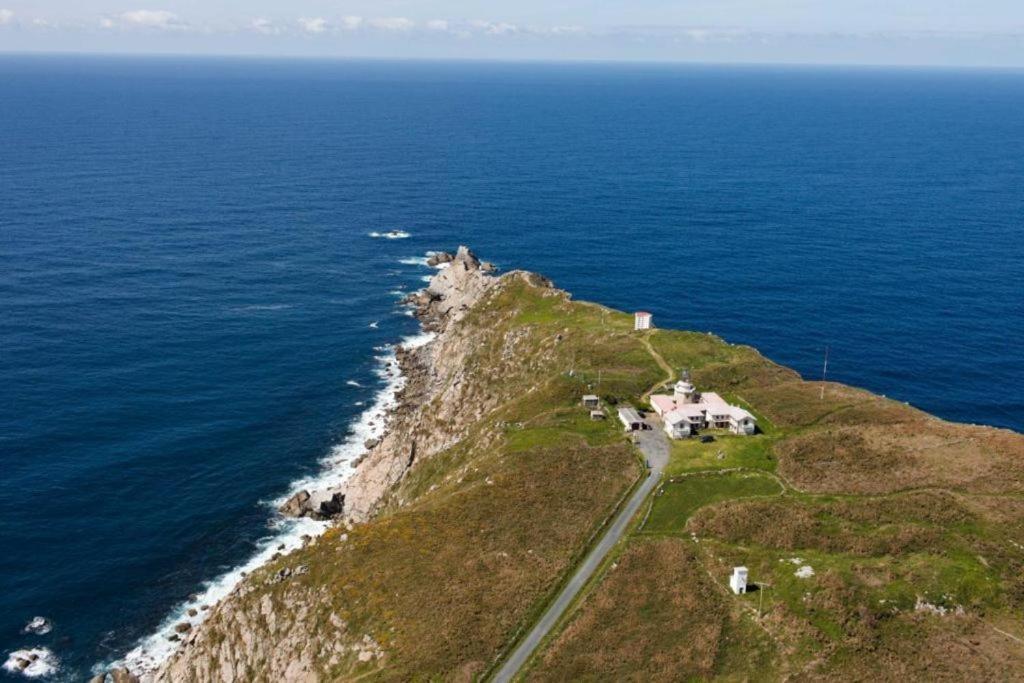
xmin=634 ymin=311 xmax=653 ymax=331
xmin=618 ymin=406 xmax=645 ymax=432
xmin=730 ymin=567 xmax=748 ymax=595
xmin=581 ymin=394 xmax=600 ymax=409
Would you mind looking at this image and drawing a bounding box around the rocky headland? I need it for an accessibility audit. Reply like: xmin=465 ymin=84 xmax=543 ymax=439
xmin=99 ymin=247 xmax=1024 ymax=682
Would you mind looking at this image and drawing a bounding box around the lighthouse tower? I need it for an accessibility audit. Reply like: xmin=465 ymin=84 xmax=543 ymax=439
xmin=674 ymin=370 xmax=698 ymax=404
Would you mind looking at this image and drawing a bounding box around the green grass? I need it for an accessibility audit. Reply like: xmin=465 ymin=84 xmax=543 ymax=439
xmin=505 ymin=408 xmax=621 ymax=452
xmin=642 ymin=472 xmax=783 ymax=535
xmin=665 ymin=433 xmax=778 ymax=476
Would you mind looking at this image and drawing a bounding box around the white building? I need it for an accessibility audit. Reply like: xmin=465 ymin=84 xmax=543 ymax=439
xmin=634 ymin=311 xmax=653 ymax=331
xmin=650 ymin=376 xmax=757 ymax=438
xmin=730 ymin=567 xmax=749 ymax=595
xmin=617 ymin=406 xmax=646 ymax=432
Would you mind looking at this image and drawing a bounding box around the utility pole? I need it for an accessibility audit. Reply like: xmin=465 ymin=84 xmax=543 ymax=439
xmin=758 ymin=582 xmax=771 ymax=618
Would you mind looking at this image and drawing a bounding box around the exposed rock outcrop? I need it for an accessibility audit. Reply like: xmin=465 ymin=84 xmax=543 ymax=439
xmin=150 ymin=247 xmax=556 ymax=681
xmin=279 ymin=488 xmax=346 ymax=520
xmin=426 ymin=251 xmax=453 ymax=267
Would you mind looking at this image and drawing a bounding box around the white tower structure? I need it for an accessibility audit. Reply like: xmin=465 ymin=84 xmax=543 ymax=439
xmin=730 ymin=567 xmax=749 ymax=595
xmin=673 ymin=370 xmax=698 ymax=403
xmin=634 ymin=311 xmax=652 ymax=331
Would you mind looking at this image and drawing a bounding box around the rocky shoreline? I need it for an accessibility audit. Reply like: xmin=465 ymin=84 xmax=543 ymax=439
xmin=275 ymin=246 xmax=498 ymax=524
xmin=97 ymin=246 xmax=509 ymax=683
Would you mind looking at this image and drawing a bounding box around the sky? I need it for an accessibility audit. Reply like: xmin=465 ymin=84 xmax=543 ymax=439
xmin=0 ymin=1 xmax=1023 ymax=67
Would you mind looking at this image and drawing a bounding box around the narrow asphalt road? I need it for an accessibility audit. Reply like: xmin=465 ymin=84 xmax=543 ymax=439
xmin=492 ymin=421 xmax=670 ymax=682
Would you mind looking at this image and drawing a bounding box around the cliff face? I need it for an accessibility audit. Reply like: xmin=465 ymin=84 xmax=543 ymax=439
xmin=148 ymin=248 xmax=645 ymax=682
xmin=337 ymin=246 xmax=503 ymax=522
xmin=137 ymin=249 xmax=1024 ymax=682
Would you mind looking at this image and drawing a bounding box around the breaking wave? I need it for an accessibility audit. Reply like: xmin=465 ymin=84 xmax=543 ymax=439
xmin=4 ymin=648 xmax=59 ymax=679
xmin=103 ymin=331 xmax=436 ymax=678
xmin=368 ymin=230 xmax=410 ymax=239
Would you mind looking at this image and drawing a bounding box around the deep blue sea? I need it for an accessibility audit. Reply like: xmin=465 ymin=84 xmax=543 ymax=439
xmin=1 ymin=55 xmax=1022 ymax=679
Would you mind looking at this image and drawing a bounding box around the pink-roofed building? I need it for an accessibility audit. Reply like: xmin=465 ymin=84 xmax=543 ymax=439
xmin=649 ymin=375 xmax=756 ymax=438
xmin=634 ymin=311 xmax=653 ymax=331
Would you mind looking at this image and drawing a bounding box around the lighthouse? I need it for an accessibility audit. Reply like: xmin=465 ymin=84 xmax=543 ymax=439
xmin=674 ymin=370 xmax=698 ymax=403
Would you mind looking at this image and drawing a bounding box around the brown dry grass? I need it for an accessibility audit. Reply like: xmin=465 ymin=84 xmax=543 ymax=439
xmin=246 ymin=441 xmax=637 ymax=681
xmin=687 ymin=491 xmax=972 ymax=557
xmin=776 ymin=422 xmax=1024 ymax=495
xmin=804 ymin=613 xmax=1024 ymax=682
xmin=530 ymin=538 xmax=776 ymax=682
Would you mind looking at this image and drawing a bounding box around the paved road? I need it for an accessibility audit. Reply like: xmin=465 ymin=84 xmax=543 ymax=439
xmin=492 ymin=420 xmax=670 ymax=682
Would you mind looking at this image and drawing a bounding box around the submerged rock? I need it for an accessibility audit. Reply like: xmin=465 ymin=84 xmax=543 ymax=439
xmin=21 ymin=616 xmax=52 ymax=635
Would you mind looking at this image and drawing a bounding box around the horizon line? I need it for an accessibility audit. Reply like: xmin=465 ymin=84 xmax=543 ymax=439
xmin=2 ymin=49 xmax=1024 ymax=73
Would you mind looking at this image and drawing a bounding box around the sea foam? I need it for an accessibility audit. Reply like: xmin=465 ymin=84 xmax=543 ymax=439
xmin=369 ymin=230 xmax=411 ymax=239
xmin=105 ymin=331 xmax=436 ymax=678
xmin=3 ymin=649 xmax=58 ymax=679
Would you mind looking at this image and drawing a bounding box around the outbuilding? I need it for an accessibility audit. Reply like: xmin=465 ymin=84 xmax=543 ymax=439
xmin=581 ymin=394 xmax=600 ymax=409
xmin=634 ymin=311 xmax=653 ymax=331
xmin=617 ymin=406 xmax=646 ymax=432
xmin=730 ymin=567 xmax=749 ymax=595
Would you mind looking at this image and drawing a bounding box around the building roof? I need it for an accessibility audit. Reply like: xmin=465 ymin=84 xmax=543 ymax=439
xmin=652 ymin=391 xmax=757 ymax=425
xmin=665 ymin=407 xmax=705 ymax=424
xmin=582 ymin=394 xmax=599 ymax=401
xmin=618 ymin=406 xmax=643 ymax=422
xmin=650 ymin=395 xmax=678 ymax=413
xmin=634 ymin=311 xmax=652 ymax=317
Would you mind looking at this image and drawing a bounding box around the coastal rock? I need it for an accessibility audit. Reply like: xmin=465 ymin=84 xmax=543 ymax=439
xmin=418 ymin=246 xmax=498 ymax=329
xmin=4 ymin=648 xmax=58 ymax=678
xmin=279 ymin=490 xmax=311 ymax=517
xmin=111 ymin=668 xmax=140 ymax=683
xmin=310 ymin=490 xmax=345 ymax=518
xmin=151 ymin=249 xmax=569 ymax=681
xmin=426 ymin=251 xmax=454 ymax=267
xmin=21 ymin=616 xmax=52 ymax=635
xmin=364 ymin=438 xmax=380 ymax=450
xmin=278 ymin=488 xmax=344 ymax=520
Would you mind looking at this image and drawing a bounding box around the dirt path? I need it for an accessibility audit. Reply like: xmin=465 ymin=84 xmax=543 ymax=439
xmin=639 ymin=333 xmax=675 ymax=402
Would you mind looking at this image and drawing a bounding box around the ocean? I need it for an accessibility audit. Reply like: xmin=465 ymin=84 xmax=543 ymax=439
xmin=1 ymin=55 xmax=1022 ymax=679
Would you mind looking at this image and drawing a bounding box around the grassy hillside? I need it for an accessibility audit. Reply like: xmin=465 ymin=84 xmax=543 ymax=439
xmin=163 ymin=271 xmax=1024 ymax=681
xmin=528 ymin=319 xmax=1024 ymax=681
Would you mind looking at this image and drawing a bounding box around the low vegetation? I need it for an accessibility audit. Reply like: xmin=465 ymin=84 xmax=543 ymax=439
xmin=527 ymin=313 xmax=1024 ymax=680
xmin=531 ymin=538 xmax=778 ymax=681
xmin=642 ymin=472 xmax=783 ymax=534
xmin=164 ymin=270 xmax=1024 ymax=681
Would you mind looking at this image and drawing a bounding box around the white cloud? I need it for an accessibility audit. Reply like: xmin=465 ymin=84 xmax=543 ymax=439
xmin=250 ymin=18 xmax=279 ymax=35
xmin=120 ymin=9 xmax=183 ymax=30
xmin=298 ymin=17 xmax=327 ymax=34
xmin=0 ymin=9 xmax=14 ymax=25
xmin=425 ymin=19 xmax=449 ymax=32
xmin=368 ymin=17 xmax=415 ymax=32
xmin=469 ymin=20 xmax=520 ymax=36
xmin=340 ymin=16 xmax=363 ymax=30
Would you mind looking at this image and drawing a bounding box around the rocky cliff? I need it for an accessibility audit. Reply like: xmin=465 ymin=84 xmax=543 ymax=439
xmin=140 ymin=246 xmax=619 ymax=682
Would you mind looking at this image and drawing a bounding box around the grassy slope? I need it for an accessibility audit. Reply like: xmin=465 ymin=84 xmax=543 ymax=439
xmin=530 ymin=327 xmax=1024 ymax=681
xmin=197 ymin=277 xmax=670 ymax=681
xmin=191 ymin=276 xmax=1024 ymax=681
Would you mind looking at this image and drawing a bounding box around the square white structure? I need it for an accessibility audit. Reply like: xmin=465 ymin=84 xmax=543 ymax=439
xmin=634 ymin=311 xmax=652 ymax=331
xmin=730 ymin=566 xmax=748 ymax=595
